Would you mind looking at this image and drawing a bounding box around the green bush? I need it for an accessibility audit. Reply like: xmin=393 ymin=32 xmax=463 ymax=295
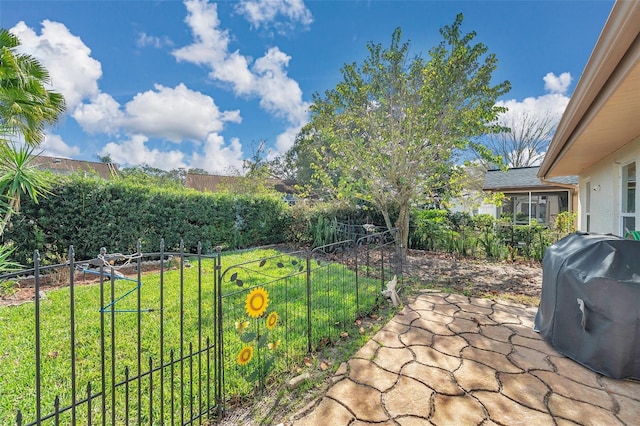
xmin=554 ymin=211 xmax=577 ymax=234
xmin=286 ymin=200 xmax=389 ymax=246
xmin=4 ymin=175 xmax=292 ymax=264
xmin=412 ymin=209 xmax=449 ymax=251
xmin=471 ymin=214 xmax=494 ymax=230
xmin=409 ymin=208 xmax=565 ymax=262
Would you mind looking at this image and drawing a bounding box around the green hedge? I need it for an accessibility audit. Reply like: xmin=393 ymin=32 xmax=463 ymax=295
xmin=4 ymin=175 xmax=292 ymax=265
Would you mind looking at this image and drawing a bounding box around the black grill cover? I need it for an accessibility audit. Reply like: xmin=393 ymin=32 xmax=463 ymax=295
xmin=534 ymin=232 xmax=640 ymax=379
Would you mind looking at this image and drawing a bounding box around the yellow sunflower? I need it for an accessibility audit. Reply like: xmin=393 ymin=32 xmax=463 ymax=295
xmin=245 ymin=287 xmax=269 ymax=318
xmin=235 ymin=320 xmax=250 ymax=334
xmin=268 ymin=339 xmax=281 ymax=351
xmin=237 ymin=346 xmax=253 ymax=365
xmin=266 ymin=312 xmax=279 ymax=330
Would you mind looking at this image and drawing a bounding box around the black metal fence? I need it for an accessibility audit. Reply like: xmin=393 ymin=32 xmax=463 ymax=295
xmin=0 ymin=230 xmax=400 ymax=425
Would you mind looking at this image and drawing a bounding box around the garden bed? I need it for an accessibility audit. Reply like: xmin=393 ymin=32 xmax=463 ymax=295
xmin=404 ymin=249 xmax=542 ymax=305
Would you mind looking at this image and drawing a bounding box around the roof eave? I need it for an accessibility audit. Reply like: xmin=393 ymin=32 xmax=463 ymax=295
xmin=538 ymin=0 xmax=640 ymax=179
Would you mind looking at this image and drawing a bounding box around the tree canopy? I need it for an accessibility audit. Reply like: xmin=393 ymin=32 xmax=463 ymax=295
xmin=0 ymin=29 xmax=65 ymax=242
xmin=0 ymin=28 xmax=65 ymax=146
xmin=483 ymin=110 xmax=557 ymax=168
xmin=292 ymin=15 xmax=510 ymax=254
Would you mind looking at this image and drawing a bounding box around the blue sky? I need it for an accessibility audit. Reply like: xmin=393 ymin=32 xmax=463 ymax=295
xmin=2 ymin=0 xmax=614 ymax=174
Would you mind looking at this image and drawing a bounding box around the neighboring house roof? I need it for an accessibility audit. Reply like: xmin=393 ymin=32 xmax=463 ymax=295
xmin=185 ymin=173 xmax=297 ymax=194
xmin=539 ymin=0 xmax=640 ymax=179
xmin=484 ymin=166 xmax=577 ymax=192
xmin=33 ymin=156 xmax=118 ymax=179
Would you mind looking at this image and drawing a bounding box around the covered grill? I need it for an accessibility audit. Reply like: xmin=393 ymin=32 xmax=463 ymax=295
xmin=534 ymin=232 xmax=640 ymax=379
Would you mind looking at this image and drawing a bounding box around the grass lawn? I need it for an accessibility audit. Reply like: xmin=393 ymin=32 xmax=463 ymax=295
xmin=0 ymin=248 xmax=384 ymax=424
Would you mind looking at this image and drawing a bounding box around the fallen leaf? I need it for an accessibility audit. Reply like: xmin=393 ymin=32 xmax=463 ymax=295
xmin=340 ymin=331 xmax=348 ymax=338
xmin=303 ymin=357 xmax=313 ymax=367
xmin=355 ymin=319 xmax=362 ymax=326
xmin=359 ymin=327 xmax=365 ymax=335
xmin=319 ymin=361 xmax=329 ymax=371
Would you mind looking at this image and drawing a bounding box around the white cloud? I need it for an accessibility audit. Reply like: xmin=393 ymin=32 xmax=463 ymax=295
xmin=173 ymin=0 xmax=256 ymax=94
xmin=253 ymin=47 xmax=310 ymax=123
xmin=99 ymin=134 xmax=187 ymax=171
xmin=123 ymin=83 xmax=241 ymax=142
xmin=74 ymin=84 xmax=241 ymax=143
xmin=190 ymin=134 xmax=245 ymax=173
xmin=496 ymin=92 xmax=570 ymax=125
xmin=174 ymin=0 xmax=309 ymax=149
xmin=100 ymin=132 xmax=245 ymax=174
xmin=543 ymin=72 xmax=572 ymax=95
xmin=496 ymin=73 xmax=573 ymax=127
xmin=274 ymin=124 xmax=303 ymax=153
xmin=40 ymin=134 xmax=81 ymax=158
xmin=10 ymin=20 xmax=102 ymax=111
xmin=136 ymin=32 xmax=173 ymax=48
xmin=73 ymin=92 xmax=124 ymax=134
xmin=235 ymin=0 xmax=313 ymax=33
xmin=173 ymin=0 xmax=232 ymax=67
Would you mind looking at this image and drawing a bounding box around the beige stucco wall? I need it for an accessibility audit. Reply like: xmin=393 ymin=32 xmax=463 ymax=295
xmin=580 ymin=136 xmax=640 ymax=235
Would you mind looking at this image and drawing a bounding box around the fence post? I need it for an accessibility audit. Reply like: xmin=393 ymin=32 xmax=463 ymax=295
xmin=159 ymin=239 xmax=165 ymax=423
xmin=197 ymin=242 xmax=203 ymax=420
xmin=34 ymin=250 xmax=42 ymax=424
xmin=136 ymin=239 xmax=143 ymax=425
xmin=214 ymin=246 xmax=223 ymax=417
xmin=69 ymin=246 xmax=77 ymax=425
xmin=306 ymin=254 xmax=312 ymax=353
xmin=99 ymin=246 xmax=106 ymax=426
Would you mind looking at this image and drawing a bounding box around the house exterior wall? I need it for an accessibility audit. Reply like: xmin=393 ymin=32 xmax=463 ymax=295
xmin=580 ymin=136 xmax=640 ymax=235
xmin=478 ymin=202 xmax=497 ymax=217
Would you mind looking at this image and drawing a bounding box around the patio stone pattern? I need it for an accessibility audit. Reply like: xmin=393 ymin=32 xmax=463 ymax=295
xmin=291 ymin=292 xmax=640 ymax=425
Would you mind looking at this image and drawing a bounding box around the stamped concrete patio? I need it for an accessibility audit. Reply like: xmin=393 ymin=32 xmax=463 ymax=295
xmin=288 ymin=291 xmax=640 ymax=425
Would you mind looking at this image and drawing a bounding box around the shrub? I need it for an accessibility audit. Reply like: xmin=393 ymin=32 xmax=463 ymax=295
xmin=286 ymin=200 xmax=389 ymax=246
xmin=471 ymin=214 xmax=494 ymax=230
xmin=412 ymin=209 xmax=449 ymax=251
xmin=554 ymin=211 xmax=577 ymax=234
xmin=4 ymin=174 xmax=292 ymax=264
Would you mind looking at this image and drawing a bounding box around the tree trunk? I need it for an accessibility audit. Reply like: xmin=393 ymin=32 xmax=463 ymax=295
xmin=380 ymin=208 xmax=394 ymax=235
xmin=394 ymin=200 xmax=410 ymax=273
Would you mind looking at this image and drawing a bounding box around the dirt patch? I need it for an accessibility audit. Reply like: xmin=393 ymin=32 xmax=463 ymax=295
xmin=404 ymin=249 xmax=543 ymax=305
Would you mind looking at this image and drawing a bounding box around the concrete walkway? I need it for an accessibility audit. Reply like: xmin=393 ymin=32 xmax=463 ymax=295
xmin=290 ymin=291 xmax=640 ymax=425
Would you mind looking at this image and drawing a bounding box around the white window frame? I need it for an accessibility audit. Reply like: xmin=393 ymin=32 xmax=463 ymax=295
xmin=620 ymin=160 xmax=637 ymax=236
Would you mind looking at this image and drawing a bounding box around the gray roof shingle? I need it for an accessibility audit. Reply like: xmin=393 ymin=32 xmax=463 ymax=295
xmin=483 ymin=166 xmax=577 ymax=191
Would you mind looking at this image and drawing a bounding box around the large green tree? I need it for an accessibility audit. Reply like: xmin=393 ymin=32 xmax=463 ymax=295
xmin=297 ymin=15 xmax=510 ymax=255
xmin=0 ymin=29 xmax=65 ymax=242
